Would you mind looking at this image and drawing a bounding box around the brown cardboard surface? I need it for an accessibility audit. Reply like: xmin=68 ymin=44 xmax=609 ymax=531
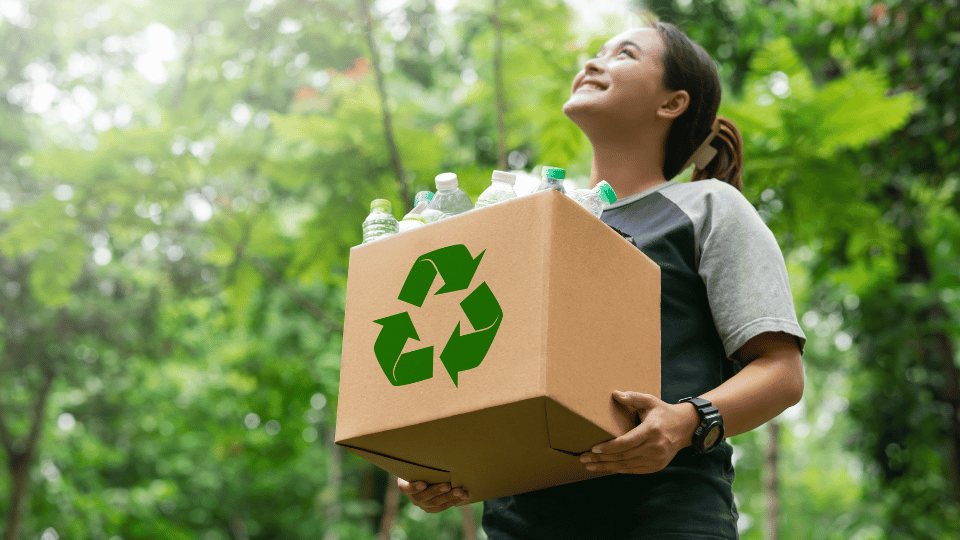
xmin=335 ymin=189 xmax=660 ymax=503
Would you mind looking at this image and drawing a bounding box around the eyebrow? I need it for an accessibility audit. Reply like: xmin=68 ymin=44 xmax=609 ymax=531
xmin=597 ymin=40 xmax=643 ymax=55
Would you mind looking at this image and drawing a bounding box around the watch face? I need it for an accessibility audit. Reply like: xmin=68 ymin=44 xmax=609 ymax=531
xmin=703 ymin=424 xmax=722 ymax=450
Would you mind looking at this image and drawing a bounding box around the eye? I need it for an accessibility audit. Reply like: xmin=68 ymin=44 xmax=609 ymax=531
xmin=619 ymin=48 xmax=635 ymax=58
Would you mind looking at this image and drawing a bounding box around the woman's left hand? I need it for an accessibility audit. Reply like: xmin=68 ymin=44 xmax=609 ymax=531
xmin=579 ymin=390 xmax=700 ymax=475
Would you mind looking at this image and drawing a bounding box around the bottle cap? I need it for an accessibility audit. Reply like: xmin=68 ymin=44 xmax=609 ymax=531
xmin=491 ymin=170 xmax=517 ymax=185
xmin=414 ymin=190 xmax=434 ymax=206
xmin=543 ymin=167 xmax=566 ymax=180
xmin=596 ymin=181 xmax=617 ymax=205
xmin=402 ymin=213 xmax=426 ymax=224
xmin=435 ymin=172 xmax=459 ymax=190
xmin=371 ymin=199 xmax=392 ymax=212
xmin=411 ymin=200 xmax=429 ymax=214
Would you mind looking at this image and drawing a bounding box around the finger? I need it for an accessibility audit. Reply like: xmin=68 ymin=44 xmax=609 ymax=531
xmin=397 ymin=478 xmax=428 ymax=496
xmin=422 ymin=487 xmax=469 ymax=510
xmin=612 ymin=391 xmax=661 ymax=421
xmin=588 ymin=422 xmax=655 ymax=457
xmin=423 ymin=491 xmax=470 ymax=513
xmin=583 ymin=457 xmax=663 ymax=474
xmin=580 ymin=443 xmax=648 ymax=463
xmin=411 ymin=483 xmax=452 ymax=503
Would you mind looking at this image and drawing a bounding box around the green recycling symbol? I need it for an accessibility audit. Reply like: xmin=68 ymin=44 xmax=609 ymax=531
xmin=373 ymin=244 xmax=502 ymax=387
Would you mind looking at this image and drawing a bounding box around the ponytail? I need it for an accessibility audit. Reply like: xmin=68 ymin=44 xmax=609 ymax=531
xmin=653 ymin=21 xmax=744 ymax=192
xmin=690 ymin=117 xmax=743 ymax=192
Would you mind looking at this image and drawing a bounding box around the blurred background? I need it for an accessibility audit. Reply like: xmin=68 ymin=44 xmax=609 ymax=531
xmin=1 ymin=0 xmax=958 ymax=538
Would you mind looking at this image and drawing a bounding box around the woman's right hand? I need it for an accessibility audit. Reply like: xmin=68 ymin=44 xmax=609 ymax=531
xmin=397 ymin=477 xmax=469 ymax=513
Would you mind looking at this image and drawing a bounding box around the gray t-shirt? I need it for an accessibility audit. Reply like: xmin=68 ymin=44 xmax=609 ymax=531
xmin=607 ymin=178 xmax=806 ymax=361
xmin=482 ymin=178 xmax=805 ymax=540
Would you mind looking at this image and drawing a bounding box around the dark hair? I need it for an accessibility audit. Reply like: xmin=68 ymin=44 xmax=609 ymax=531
xmin=652 ymin=21 xmax=743 ymax=191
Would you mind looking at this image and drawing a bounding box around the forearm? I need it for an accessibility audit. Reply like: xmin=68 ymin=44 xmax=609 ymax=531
xmin=697 ymin=352 xmax=804 ymax=440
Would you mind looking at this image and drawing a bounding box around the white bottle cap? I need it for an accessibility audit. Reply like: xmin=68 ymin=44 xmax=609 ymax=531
xmin=491 ymin=170 xmax=517 ymax=185
xmin=435 ymin=172 xmax=459 ymax=190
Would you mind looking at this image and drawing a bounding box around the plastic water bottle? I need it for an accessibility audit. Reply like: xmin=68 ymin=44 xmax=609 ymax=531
xmin=361 ymin=199 xmax=399 ymax=244
xmin=413 ymin=190 xmax=444 ymax=224
xmin=398 ymin=213 xmax=426 ymax=233
xmin=534 ymin=166 xmax=566 ymax=194
xmin=567 ymin=180 xmax=617 ymax=217
xmin=428 ymin=172 xmax=473 ymax=220
xmin=475 ymin=170 xmax=518 ymax=209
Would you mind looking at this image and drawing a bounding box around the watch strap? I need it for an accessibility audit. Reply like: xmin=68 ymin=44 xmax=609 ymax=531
xmin=678 ymin=397 xmax=724 ymax=454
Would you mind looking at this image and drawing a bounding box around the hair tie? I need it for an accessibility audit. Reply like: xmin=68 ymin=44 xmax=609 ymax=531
xmin=681 ymin=118 xmax=720 ymax=172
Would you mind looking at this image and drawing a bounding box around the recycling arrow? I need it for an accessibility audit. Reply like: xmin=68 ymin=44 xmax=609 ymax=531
xmin=372 ymin=312 xmax=434 ymax=386
xmin=398 ymin=244 xmax=485 ymax=307
xmin=373 ymin=243 xmax=501 ymax=387
xmin=440 ymin=282 xmax=502 ymax=387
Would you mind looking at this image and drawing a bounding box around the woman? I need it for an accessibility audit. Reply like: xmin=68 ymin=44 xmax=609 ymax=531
xmin=398 ymin=20 xmax=806 ymax=539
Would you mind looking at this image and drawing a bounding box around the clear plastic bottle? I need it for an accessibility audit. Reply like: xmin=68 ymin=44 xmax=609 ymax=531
xmin=567 ymin=180 xmax=617 ymax=217
xmin=474 ymin=170 xmax=518 ymax=209
xmin=427 ymin=172 xmax=473 ymax=220
xmin=533 ymin=166 xmax=566 ymax=194
xmin=361 ymin=199 xmax=399 ymax=244
xmin=398 ymin=213 xmax=426 ymax=233
xmin=412 ymin=190 xmax=444 ymax=224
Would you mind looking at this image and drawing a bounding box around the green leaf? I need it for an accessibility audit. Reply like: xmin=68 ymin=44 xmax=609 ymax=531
xmin=30 ymin=239 xmax=85 ymax=307
xmin=810 ymin=70 xmax=917 ymax=154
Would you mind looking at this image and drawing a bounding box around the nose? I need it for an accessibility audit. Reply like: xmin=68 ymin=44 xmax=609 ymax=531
xmin=583 ymin=56 xmax=604 ymax=74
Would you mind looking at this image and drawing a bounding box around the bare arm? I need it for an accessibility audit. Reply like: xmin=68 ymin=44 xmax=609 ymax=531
xmin=582 ymin=331 xmax=804 ymax=473
xmin=694 ymin=330 xmax=805 ymax=441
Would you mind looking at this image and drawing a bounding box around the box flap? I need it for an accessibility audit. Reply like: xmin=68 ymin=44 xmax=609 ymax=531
xmin=339 ymin=444 xmax=451 ymax=485
xmin=544 ymin=397 xmax=621 ymax=455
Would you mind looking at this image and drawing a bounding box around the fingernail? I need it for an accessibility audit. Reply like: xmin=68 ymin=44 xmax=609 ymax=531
xmin=586 ymin=464 xmax=598 ymax=471
xmin=579 ymin=455 xmax=591 ymax=463
xmin=592 ymin=446 xmax=602 ymax=454
xmin=440 ymin=485 xmax=450 ymax=493
xmin=416 ymin=482 xmax=426 ymax=491
xmin=452 ymin=489 xmax=463 ymax=497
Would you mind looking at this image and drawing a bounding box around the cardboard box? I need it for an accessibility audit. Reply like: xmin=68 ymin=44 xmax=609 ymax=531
xmin=335 ymin=189 xmax=660 ymax=503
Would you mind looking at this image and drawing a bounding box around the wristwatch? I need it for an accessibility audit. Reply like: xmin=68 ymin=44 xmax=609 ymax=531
xmin=677 ymin=397 xmax=724 ymax=454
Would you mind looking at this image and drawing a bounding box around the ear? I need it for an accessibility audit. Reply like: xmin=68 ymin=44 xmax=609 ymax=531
xmin=656 ymin=89 xmax=690 ymax=120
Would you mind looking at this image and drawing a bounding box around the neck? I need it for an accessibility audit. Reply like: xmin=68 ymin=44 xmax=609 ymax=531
xmin=582 ymin=126 xmax=668 ymax=198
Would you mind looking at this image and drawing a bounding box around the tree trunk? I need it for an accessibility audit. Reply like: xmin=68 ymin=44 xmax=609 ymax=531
xmin=763 ymin=420 xmax=780 ymax=540
xmin=1 ymin=369 xmax=55 ymax=540
xmin=460 ymin=504 xmax=478 ymax=540
xmin=492 ymin=0 xmax=508 ymax=171
xmin=357 ymin=0 xmax=411 ymax=211
xmin=323 ymin=426 xmax=343 ymax=540
xmin=378 ymin=475 xmax=400 ymax=540
xmin=3 ymin=451 xmax=30 ymax=540
xmin=229 ymin=510 xmax=249 ymax=540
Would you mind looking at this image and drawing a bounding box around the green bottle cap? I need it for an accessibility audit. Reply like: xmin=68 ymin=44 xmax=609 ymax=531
xmin=403 ymin=213 xmax=426 ymax=223
xmin=371 ymin=199 xmax=392 ymax=212
xmin=543 ymin=167 xmax=566 ymax=180
xmin=596 ymin=181 xmax=617 ymax=204
xmin=414 ymin=191 xmax=434 ymax=206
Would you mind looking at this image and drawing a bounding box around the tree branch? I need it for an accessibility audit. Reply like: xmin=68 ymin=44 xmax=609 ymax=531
xmin=23 ymin=368 xmax=54 ymax=460
xmin=493 ymin=0 xmax=508 ymax=170
xmin=0 ymin=399 xmax=14 ymax=456
xmin=210 ymin=216 xmax=344 ymax=335
xmin=357 ymin=0 xmax=412 ymax=211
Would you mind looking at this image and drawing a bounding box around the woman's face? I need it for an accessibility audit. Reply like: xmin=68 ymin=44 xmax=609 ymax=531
xmin=562 ymin=27 xmax=670 ymax=124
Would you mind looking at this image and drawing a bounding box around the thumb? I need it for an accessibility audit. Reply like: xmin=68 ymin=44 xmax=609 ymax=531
xmin=612 ymin=390 xmax=657 ymax=409
xmin=612 ymin=391 xmax=661 ymax=421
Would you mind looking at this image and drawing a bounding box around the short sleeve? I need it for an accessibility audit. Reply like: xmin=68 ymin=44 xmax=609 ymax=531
xmin=695 ymin=181 xmax=806 ymax=363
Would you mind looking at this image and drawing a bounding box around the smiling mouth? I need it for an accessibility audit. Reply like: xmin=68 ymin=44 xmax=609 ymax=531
xmin=576 ymin=81 xmax=606 ymax=92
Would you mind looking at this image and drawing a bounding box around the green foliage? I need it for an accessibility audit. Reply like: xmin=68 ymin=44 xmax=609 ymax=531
xmin=1 ymin=0 xmax=957 ymax=539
